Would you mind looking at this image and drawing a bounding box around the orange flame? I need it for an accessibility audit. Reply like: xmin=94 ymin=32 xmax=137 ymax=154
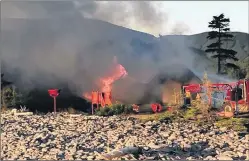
xmin=83 ymin=56 xmax=128 ymax=101
xmin=84 ymin=93 xmax=92 ymax=100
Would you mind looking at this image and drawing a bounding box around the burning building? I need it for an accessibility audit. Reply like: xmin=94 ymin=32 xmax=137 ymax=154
xmin=113 ymin=63 xmax=202 ymax=105
xmin=82 ymin=55 xmax=202 ymax=113
xmin=82 ymin=56 xmax=128 ymax=110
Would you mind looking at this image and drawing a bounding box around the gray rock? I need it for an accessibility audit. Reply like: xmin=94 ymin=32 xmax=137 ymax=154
xmin=191 ymin=144 xmax=202 ymax=151
xmin=40 ymin=143 xmax=46 ymax=148
xmin=2 ymin=113 xmax=245 ymax=160
xmin=204 ymin=156 xmax=215 ymax=160
xmin=217 ymin=154 xmax=233 ymax=160
xmin=220 ymin=127 xmax=228 ymax=132
xmin=168 ymin=133 xmax=177 ymax=140
xmin=160 ymin=131 xmax=170 ymax=138
xmin=87 ymin=156 xmax=94 ymax=160
xmin=143 ymin=146 xmax=150 ymax=151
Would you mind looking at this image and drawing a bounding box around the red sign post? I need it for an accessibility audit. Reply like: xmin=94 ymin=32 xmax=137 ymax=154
xmin=48 ymin=89 xmax=60 ymax=115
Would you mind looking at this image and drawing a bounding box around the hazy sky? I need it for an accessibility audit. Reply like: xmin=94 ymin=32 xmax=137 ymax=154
xmin=158 ymin=1 xmax=248 ymax=35
xmin=2 ymin=1 xmax=248 ymax=36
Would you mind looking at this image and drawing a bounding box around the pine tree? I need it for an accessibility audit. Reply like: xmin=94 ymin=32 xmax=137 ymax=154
xmin=205 ymin=13 xmax=239 ymax=75
xmin=1 ymin=73 xmax=12 ymax=89
xmin=1 ymin=73 xmax=24 ymax=109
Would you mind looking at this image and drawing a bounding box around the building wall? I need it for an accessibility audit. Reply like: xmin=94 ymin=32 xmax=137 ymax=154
xmin=161 ymin=80 xmax=182 ymax=105
xmin=161 ymin=78 xmax=202 ymax=105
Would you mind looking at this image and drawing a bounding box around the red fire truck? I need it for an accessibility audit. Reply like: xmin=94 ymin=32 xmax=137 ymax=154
xmin=182 ymin=79 xmax=249 ymax=117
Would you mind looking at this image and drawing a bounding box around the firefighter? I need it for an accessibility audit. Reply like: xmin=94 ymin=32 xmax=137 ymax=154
xmin=185 ymin=91 xmax=191 ymax=98
xmin=184 ymin=91 xmax=191 ymax=105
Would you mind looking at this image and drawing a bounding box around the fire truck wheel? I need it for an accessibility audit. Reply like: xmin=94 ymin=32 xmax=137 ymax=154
xmin=224 ymin=103 xmax=232 ymax=112
xmin=222 ymin=102 xmax=234 ymax=117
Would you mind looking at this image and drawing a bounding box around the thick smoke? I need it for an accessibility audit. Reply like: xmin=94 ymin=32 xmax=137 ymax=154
xmin=1 ymin=1 xmax=80 ymax=19
xmin=74 ymin=1 xmax=169 ymax=36
xmin=2 ymin=1 xmax=189 ymax=36
xmin=1 ymin=1 xmax=219 ymax=104
xmin=170 ymin=22 xmax=191 ymax=35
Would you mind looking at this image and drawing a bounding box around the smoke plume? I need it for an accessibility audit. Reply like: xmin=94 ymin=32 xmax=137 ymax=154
xmin=1 ymin=1 xmax=218 ymax=104
xmin=170 ymin=22 xmax=191 ymax=35
xmin=74 ymin=1 xmax=169 ymax=36
xmin=2 ymin=1 xmax=190 ymax=36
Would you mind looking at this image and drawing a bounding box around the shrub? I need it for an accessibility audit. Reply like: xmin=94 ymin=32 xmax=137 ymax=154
xmin=1 ymin=86 xmax=26 ymax=110
xmin=95 ymin=107 xmax=108 ymax=116
xmin=124 ymin=104 xmax=134 ymax=114
xmin=190 ymin=71 xmax=213 ymax=118
xmin=68 ymin=106 xmax=77 ymax=114
xmin=112 ymin=104 xmax=125 ymax=115
xmin=136 ymin=110 xmax=175 ymax=123
xmin=215 ymin=118 xmax=249 ymax=132
xmin=172 ymin=88 xmax=184 ymax=106
xmin=183 ymin=107 xmax=200 ymax=120
xmin=95 ymin=103 xmax=134 ymax=116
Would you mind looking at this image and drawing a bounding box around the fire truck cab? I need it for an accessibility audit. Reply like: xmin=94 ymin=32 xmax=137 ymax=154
xmin=220 ymin=79 xmax=249 ymax=117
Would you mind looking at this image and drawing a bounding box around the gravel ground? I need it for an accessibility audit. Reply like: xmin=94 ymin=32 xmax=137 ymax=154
xmin=1 ymin=113 xmax=249 ymax=160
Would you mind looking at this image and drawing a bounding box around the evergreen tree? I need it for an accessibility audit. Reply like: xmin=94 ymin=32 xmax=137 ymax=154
xmin=205 ymin=13 xmax=239 ymax=75
xmin=1 ymin=73 xmax=24 ymax=109
xmin=1 ymin=73 xmax=12 ymax=89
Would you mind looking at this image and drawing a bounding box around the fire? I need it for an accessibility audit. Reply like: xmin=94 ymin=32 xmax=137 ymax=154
xmin=100 ymin=63 xmax=128 ymax=92
xmin=84 ymin=93 xmax=92 ymax=100
xmin=83 ymin=56 xmax=128 ymax=101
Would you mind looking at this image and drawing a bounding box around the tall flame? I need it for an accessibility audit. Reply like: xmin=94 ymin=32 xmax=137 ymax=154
xmin=83 ymin=56 xmax=128 ymax=101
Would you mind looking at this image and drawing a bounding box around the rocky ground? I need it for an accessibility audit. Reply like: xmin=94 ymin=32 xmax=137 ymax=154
xmin=1 ymin=113 xmax=249 ymax=160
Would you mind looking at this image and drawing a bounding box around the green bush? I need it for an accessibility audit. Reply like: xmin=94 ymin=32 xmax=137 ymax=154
xmin=1 ymin=86 xmax=25 ymax=109
xmin=68 ymin=106 xmax=77 ymax=114
xmin=124 ymin=104 xmax=134 ymax=114
xmin=215 ymin=118 xmax=249 ymax=132
xmin=95 ymin=103 xmax=134 ymax=116
xmin=183 ymin=107 xmax=200 ymax=120
xmin=95 ymin=107 xmax=107 ymax=116
xmin=112 ymin=104 xmax=125 ymax=115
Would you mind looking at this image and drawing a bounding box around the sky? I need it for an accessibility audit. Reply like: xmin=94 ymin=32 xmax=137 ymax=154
xmin=158 ymin=1 xmax=249 ymax=35
xmin=1 ymin=1 xmax=248 ymax=36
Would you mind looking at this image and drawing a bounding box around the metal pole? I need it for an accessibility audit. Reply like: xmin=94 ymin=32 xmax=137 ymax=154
xmin=235 ymin=88 xmax=238 ymax=115
xmin=97 ymin=91 xmax=99 ymax=109
xmin=91 ymin=92 xmax=94 ymax=115
xmin=53 ymin=96 xmax=56 ymax=115
xmin=92 ymin=104 xmax=94 ymax=115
